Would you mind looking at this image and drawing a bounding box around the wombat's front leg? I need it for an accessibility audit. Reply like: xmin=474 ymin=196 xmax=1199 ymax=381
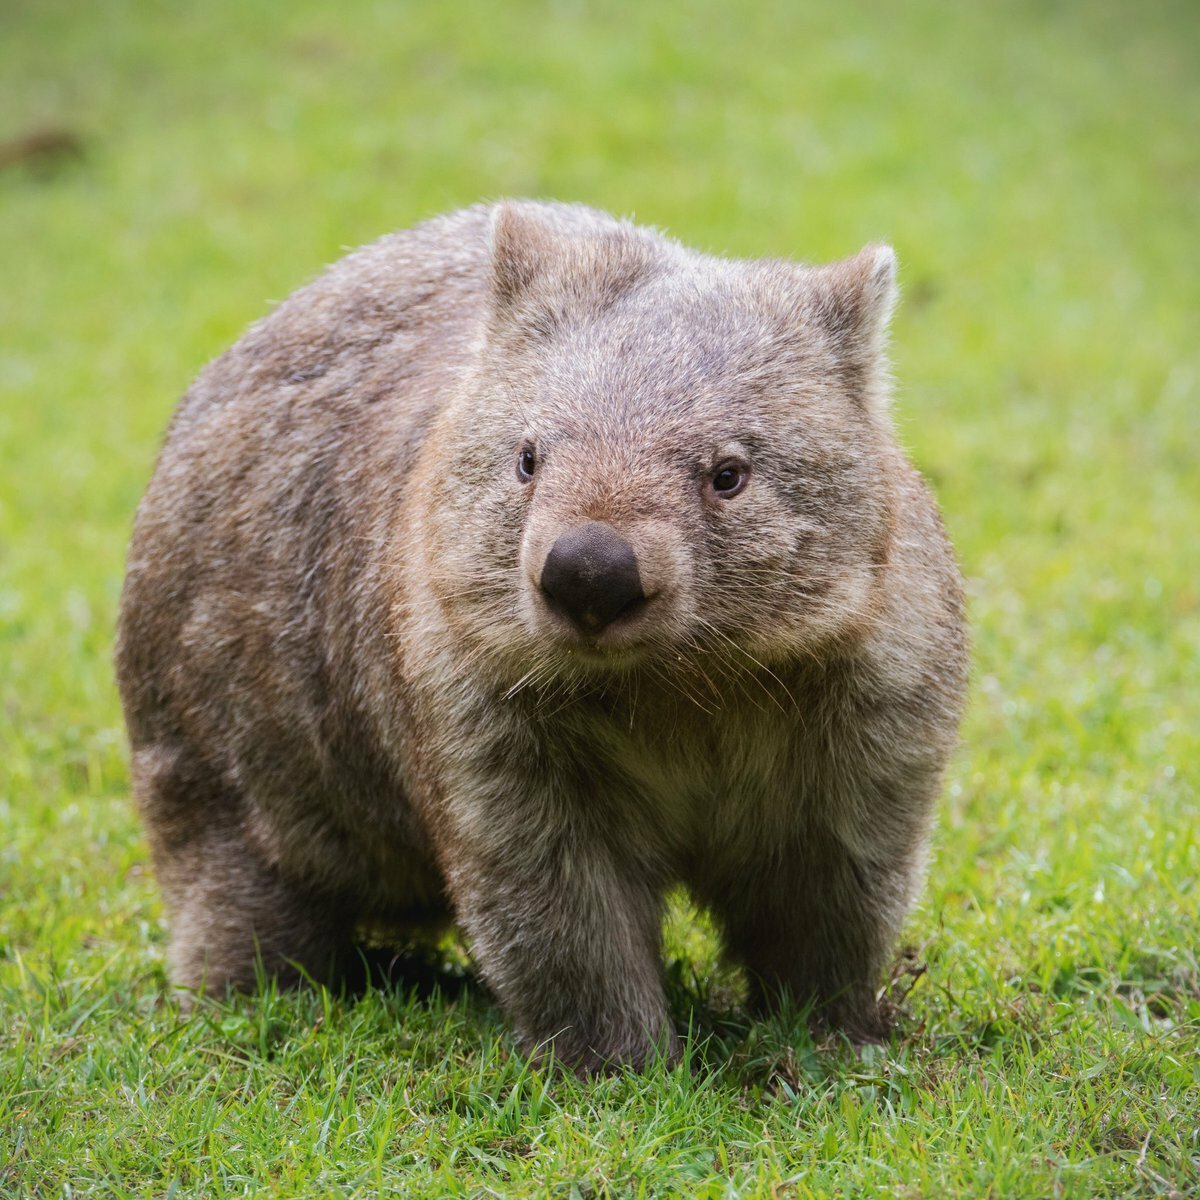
xmin=448 ymin=823 xmax=676 ymax=1074
xmin=710 ymin=822 xmax=912 ymax=1041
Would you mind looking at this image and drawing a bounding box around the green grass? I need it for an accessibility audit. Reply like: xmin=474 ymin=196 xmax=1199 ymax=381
xmin=2 ymin=0 xmax=1198 ymax=1194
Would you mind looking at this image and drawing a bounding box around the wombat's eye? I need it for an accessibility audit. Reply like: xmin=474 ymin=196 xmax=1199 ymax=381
xmin=710 ymin=459 xmax=750 ymax=499
xmin=516 ymin=445 xmax=537 ymax=483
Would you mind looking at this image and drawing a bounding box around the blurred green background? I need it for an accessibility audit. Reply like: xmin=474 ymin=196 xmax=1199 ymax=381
xmin=2 ymin=1 xmax=1198 ymax=1195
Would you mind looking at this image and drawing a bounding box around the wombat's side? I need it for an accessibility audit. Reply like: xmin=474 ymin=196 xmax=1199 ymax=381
xmin=116 ymin=200 xmax=968 ymax=1072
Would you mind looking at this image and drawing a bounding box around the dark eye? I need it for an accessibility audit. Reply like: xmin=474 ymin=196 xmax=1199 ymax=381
xmin=516 ymin=444 xmax=537 ymax=483
xmin=710 ymin=459 xmax=749 ymax=499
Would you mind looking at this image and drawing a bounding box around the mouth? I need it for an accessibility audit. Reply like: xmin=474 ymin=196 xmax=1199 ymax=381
xmin=535 ymin=592 xmax=661 ymax=662
xmin=570 ymin=591 xmax=650 ymax=635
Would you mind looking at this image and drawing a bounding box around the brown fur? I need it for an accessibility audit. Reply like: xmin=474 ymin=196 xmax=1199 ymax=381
xmin=116 ymin=201 xmax=968 ymax=1072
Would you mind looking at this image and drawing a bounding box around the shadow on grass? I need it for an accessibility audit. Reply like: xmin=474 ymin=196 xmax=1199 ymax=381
xmin=163 ymin=934 xmax=986 ymax=1097
xmin=339 ymin=939 xmax=478 ymax=1003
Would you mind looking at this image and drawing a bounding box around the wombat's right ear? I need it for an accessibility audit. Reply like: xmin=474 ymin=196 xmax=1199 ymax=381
xmin=489 ymin=203 xmax=568 ymax=314
xmin=487 ymin=201 xmax=653 ymax=337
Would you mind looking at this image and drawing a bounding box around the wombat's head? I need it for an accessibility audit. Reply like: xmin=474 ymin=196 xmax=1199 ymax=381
xmin=423 ymin=201 xmax=902 ymax=685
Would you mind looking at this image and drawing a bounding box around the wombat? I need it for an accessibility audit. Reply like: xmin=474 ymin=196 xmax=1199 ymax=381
xmin=116 ymin=200 xmax=968 ymax=1072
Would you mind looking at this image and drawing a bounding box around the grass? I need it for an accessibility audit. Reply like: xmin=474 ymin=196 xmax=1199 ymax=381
xmin=2 ymin=0 xmax=1198 ymax=1194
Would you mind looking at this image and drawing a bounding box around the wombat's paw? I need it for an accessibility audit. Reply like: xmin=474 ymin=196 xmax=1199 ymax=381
xmin=167 ymin=943 xmax=321 ymax=997
xmin=168 ymin=983 xmax=199 ymax=1015
xmin=153 ymin=823 xmax=359 ymax=998
xmin=526 ymin=1025 xmax=681 ymax=1077
xmin=844 ymin=1015 xmax=892 ymax=1049
xmin=820 ymin=998 xmax=892 ymax=1048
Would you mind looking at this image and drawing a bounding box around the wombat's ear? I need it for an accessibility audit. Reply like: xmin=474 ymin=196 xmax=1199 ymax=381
xmin=490 ymin=203 xmax=566 ymax=312
xmin=487 ymin=201 xmax=653 ymax=337
xmin=804 ymin=243 xmax=899 ymax=368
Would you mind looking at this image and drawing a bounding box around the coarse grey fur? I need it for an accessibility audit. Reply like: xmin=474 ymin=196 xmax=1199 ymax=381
xmin=116 ymin=200 xmax=968 ymax=1073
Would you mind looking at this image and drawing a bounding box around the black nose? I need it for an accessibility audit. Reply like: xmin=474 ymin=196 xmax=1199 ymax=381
xmin=540 ymin=522 xmax=645 ymax=634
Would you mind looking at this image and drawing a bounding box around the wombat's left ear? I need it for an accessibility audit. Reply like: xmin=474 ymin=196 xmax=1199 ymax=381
xmin=805 ymin=243 xmax=899 ymax=367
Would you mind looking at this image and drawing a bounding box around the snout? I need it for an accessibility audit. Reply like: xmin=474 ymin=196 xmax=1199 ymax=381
xmin=540 ymin=521 xmax=646 ymax=635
